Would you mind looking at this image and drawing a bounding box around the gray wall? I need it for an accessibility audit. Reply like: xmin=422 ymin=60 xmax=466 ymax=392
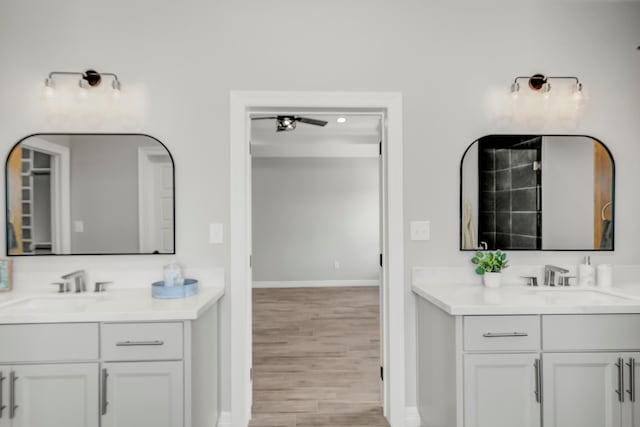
xmin=252 ymin=157 xmax=380 ymax=282
xmin=69 ymin=135 xmax=156 ymax=254
xmin=1 ymin=0 xmax=638 ymax=412
xmin=542 ymin=136 xmax=594 ymax=249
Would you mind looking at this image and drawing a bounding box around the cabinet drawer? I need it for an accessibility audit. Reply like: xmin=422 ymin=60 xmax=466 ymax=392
xmin=101 ymin=322 xmax=183 ymax=361
xmin=464 ymin=315 xmax=540 ymax=351
xmin=543 ymin=314 xmax=640 ymax=350
xmin=0 ymin=323 xmax=98 ymax=362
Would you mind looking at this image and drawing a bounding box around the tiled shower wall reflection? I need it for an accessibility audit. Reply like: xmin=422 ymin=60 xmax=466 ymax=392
xmin=478 ymin=137 xmax=541 ymax=249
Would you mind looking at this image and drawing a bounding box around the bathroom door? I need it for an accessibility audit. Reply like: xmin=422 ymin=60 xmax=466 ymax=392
xmin=138 ymin=152 xmax=174 ymax=253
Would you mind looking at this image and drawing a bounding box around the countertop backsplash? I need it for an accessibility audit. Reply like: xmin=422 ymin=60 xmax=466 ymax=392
xmin=412 ymin=264 xmax=640 ymax=288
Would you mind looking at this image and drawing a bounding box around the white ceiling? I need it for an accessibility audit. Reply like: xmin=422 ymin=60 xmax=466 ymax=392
xmin=251 ymin=114 xmax=381 ymax=137
xmin=250 ymin=114 xmax=382 ymax=158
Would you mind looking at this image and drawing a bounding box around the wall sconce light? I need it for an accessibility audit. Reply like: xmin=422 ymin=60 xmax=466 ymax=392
xmin=510 ymin=74 xmax=584 ymax=101
xmin=44 ymin=69 xmax=122 ymax=96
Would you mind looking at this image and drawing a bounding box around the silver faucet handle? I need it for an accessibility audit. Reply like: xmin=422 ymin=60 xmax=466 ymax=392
xmin=51 ymin=282 xmax=69 ymax=293
xmin=559 ymin=276 xmax=576 ymax=287
xmin=94 ymin=281 xmax=112 ymax=293
xmin=521 ymin=276 xmax=539 ymax=287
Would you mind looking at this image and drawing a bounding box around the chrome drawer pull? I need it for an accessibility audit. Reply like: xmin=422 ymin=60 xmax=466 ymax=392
xmin=115 ymin=340 xmax=165 ymax=347
xmin=616 ymin=358 xmax=625 ymax=403
xmin=9 ymin=372 xmax=17 ymax=419
xmin=534 ymin=359 xmax=542 ymax=403
xmin=101 ymin=368 xmax=109 ymax=415
xmin=482 ymin=332 xmax=529 ymax=338
xmin=628 ymin=358 xmax=636 ymax=402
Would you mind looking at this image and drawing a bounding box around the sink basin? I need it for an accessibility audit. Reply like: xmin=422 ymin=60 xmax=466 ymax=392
xmin=529 ymin=288 xmax=639 ymax=305
xmin=0 ymin=295 xmax=106 ymax=313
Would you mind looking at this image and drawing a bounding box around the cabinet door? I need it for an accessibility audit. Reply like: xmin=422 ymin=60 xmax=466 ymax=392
xmin=543 ymin=353 xmax=622 ymax=427
xmin=11 ymin=363 xmax=99 ymax=427
xmin=623 ymin=353 xmax=640 ymax=427
xmin=464 ymin=353 xmax=541 ymax=427
xmin=101 ymin=361 xmax=183 ymax=427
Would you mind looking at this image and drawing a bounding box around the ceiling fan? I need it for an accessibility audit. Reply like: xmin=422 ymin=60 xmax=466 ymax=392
xmin=252 ymin=115 xmax=329 ymax=132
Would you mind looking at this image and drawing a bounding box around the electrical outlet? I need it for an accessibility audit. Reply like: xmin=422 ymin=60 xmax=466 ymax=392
xmin=334 ymin=260 xmax=340 ymax=269
xmin=74 ymin=220 xmax=84 ymax=233
xmin=410 ymin=221 xmax=430 ymax=241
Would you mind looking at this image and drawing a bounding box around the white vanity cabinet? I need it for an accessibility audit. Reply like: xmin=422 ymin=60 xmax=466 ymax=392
xmin=541 ymin=315 xmax=640 ymax=427
xmin=0 ymin=300 xmax=220 ymax=427
xmin=416 ymin=298 xmax=640 ymax=427
xmin=464 ymin=353 xmax=540 ymax=427
xmin=100 ymin=322 xmax=185 ymax=427
xmin=0 ymin=323 xmax=99 ymax=427
xmin=101 ymin=361 xmax=183 ymax=427
xmin=6 ymin=363 xmax=99 ymax=427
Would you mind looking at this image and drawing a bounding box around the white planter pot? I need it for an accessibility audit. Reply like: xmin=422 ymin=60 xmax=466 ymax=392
xmin=482 ymin=272 xmax=502 ymax=288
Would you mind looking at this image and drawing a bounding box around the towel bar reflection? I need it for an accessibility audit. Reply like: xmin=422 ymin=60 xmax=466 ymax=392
xmin=602 ymin=202 xmax=612 ymax=221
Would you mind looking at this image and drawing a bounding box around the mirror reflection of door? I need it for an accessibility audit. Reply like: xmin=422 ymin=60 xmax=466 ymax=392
xmin=138 ymin=148 xmax=174 ymax=254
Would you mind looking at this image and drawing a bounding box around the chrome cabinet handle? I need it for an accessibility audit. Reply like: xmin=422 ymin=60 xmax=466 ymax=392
xmin=482 ymin=332 xmax=529 ymax=338
xmin=628 ymin=358 xmax=636 ymax=402
xmin=534 ymin=359 xmax=542 ymax=403
xmin=115 ymin=340 xmax=164 ymax=346
xmin=616 ymin=358 xmax=625 ymax=402
xmin=101 ymin=368 xmax=108 ymax=416
xmin=0 ymin=371 xmax=5 ymax=418
xmin=9 ymin=371 xmax=18 ymax=419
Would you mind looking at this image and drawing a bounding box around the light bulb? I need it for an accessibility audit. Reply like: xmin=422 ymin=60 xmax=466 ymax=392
xmin=573 ymin=82 xmax=583 ymax=102
xmin=43 ymin=77 xmax=55 ymax=98
xmin=542 ymin=82 xmax=551 ymax=99
xmin=509 ymin=81 xmax=520 ymax=101
xmin=111 ymin=79 xmax=121 ymax=96
xmin=337 ymin=117 xmax=347 ymax=123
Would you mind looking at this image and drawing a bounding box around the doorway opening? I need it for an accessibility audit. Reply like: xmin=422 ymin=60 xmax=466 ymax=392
xmin=250 ymin=113 xmax=385 ymax=426
xmin=229 ymin=91 xmax=405 ymax=427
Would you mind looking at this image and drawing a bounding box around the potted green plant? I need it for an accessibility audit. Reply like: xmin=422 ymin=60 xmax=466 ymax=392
xmin=471 ymin=250 xmax=508 ymax=288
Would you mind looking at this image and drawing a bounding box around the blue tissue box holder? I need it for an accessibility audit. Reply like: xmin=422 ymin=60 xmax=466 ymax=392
xmin=152 ymin=278 xmax=198 ymax=299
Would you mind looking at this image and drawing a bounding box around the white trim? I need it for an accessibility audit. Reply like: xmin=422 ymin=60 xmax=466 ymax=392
xmin=230 ymin=91 xmax=405 ymax=427
xmin=21 ymin=137 xmax=70 ymax=254
xmin=216 ymin=411 xmax=231 ymax=427
xmin=137 ymin=146 xmax=172 ymax=253
xmin=252 ymin=280 xmax=379 ymax=288
xmin=405 ymin=406 xmax=422 ymax=427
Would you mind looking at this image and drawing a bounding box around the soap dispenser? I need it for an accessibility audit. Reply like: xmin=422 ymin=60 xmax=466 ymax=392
xmin=578 ymin=256 xmax=595 ymax=287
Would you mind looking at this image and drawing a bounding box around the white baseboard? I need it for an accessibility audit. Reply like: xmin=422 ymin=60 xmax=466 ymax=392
xmin=253 ymin=280 xmax=379 ymax=288
xmin=405 ymin=406 xmax=421 ymax=427
xmin=217 ymin=411 xmax=232 ymax=427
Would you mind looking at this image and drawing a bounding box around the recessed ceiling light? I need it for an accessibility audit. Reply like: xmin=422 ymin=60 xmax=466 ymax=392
xmin=336 ymin=117 xmax=347 ymax=123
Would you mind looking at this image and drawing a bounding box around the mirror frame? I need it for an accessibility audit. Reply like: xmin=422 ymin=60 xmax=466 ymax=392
xmin=459 ymin=134 xmax=615 ymax=251
xmin=5 ymin=133 xmax=176 ymax=256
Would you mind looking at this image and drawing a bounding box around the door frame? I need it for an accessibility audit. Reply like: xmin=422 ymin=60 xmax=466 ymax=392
xmin=137 ymin=146 xmax=172 ymax=253
xmin=229 ymin=91 xmax=405 ymax=427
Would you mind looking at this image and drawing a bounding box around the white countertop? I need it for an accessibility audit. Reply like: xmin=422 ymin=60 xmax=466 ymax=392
xmin=0 ymin=286 xmax=224 ymax=324
xmin=412 ymin=281 xmax=640 ymax=315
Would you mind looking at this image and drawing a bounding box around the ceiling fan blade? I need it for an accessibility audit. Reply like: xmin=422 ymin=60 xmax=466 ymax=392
xmin=251 ymin=116 xmax=278 ymax=120
xmin=295 ymin=117 xmax=328 ymax=127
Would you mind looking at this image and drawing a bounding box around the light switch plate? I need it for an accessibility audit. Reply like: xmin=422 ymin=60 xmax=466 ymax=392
xmin=410 ymin=221 xmax=430 ymax=241
xmin=209 ymin=224 xmax=223 ymax=244
xmin=74 ymin=220 xmax=84 ymax=233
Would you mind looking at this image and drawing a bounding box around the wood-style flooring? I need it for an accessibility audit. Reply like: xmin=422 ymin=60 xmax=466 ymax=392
xmin=250 ymin=287 xmax=389 ymax=427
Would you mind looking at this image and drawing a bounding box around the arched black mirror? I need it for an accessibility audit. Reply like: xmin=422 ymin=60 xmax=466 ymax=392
xmin=6 ymin=133 xmax=175 ymax=255
xmin=460 ymin=135 xmax=614 ymax=251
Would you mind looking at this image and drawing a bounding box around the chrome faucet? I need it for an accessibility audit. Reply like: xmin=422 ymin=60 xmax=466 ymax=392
xmin=61 ymin=270 xmax=87 ymax=293
xmin=544 ymin=265 xmax=570 ymax=287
